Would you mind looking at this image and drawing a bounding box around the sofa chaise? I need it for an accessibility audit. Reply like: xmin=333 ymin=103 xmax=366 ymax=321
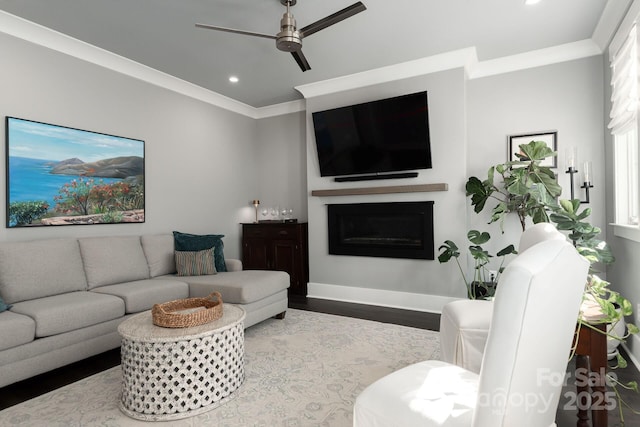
xmin=0 ymin=233 xmax=289 ymax=388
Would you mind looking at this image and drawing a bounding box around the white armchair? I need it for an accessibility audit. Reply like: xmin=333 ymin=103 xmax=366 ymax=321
xmin=353 ymin=237 xmax=588 ymax=427
xmin=439 ymin=222 xmax=567 ymax=373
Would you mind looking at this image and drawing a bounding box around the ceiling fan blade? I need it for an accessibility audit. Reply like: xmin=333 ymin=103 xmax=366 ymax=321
xmin=291 ymin=50 xmax=311 ymax=72
xmin=299 ymin=2 xmax=366 ymax=38
xmin=195 ymin=23 xmax=276 ymax=40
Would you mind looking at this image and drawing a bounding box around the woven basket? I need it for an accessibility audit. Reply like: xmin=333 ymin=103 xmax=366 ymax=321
xmin=152 ymin=291 xmax=223 ymax=328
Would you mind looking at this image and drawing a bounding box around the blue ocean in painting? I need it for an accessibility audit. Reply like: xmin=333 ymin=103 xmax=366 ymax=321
xmin=9 ymin=156 xmax=122 ymax=210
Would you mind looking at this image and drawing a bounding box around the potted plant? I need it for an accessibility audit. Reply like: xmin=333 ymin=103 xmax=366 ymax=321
xmin=551 ymin=199 xmax=638 ymax=358
xmin=465 ymin=140 xmax=562 ymax=231
xmin=439 ymin=140 xmax=560 ymax=299
xmin=438 ymin=230 xmax=516 ymax=299
xmin=449 ymin=139 xmax=638 ymax=419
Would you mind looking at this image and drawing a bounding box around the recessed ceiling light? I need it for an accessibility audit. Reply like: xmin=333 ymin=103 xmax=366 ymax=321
xmin=228 ymin=76 xmax=239 ymax=83
xmin=525 ymin=0 xmax=541 ymax=4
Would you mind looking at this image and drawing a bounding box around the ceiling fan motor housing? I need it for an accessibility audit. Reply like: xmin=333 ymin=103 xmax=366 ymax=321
xmin=276 ymin=12 xmax=302 ymax=52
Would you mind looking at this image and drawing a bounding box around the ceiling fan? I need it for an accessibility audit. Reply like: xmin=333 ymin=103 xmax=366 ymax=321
xmin=195 ymin=0 xmax=366 ymax=72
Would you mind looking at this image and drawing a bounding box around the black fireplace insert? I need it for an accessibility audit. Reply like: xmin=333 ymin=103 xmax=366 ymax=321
xmin=328 ymin=201 xmax=434 ymax=260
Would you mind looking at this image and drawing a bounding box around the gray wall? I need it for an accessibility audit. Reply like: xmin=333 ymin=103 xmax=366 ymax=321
xmin=0 ymin=32 xmax=260 ymax=259
xmin=254 ymin=112 xmax=308 ymax=221
xmin=303 ymin=56 xmax=606 ymax=311
xmin=305 ymin=69 xmax=469 ymax=303
xmin=467 ymin=56 xmax=606 ymax=257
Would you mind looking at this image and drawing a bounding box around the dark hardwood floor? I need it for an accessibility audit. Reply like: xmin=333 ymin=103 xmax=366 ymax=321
xmin=1 ymin=296 xmax=639 ymax=427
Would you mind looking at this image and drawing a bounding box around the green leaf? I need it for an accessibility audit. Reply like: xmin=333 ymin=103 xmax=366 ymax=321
xmin=466 ymin=177 xmax=491 ymax=214
xmin=465 ymin=176 xmax=485 ymax=194
xmin=496 ymin=244 xmax=517 ymax=257
xmin=437 ymin=240 xmax=460 ymax=263
xmin=507 ymin=179 xmax=531 ymax=196
xmin=531 ymin=207 xmax=550 ymax=224
xmin=519 ymin=140 xmax=556 ymax=162
xmin=468 ymin=230 xmax=490 ymax=245
xmin=469 ymin=245 xmax=491 ymax=262
xmin=537 ymin=173 xmax=562 ymax=198
xmin=487 ymin=166 xmax=496 ymax=182
xmin=620 ymin=299 xmax=633 ymax=316
xmin=559 ymin=199 xmax=574 ymax=214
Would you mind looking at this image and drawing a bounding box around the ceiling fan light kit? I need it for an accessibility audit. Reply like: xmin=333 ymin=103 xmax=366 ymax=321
xmin=196 ymin=0 xmax=366 ymax=72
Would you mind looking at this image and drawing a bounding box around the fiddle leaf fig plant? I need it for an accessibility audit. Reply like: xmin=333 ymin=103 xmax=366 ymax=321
xmin=549 ymin=199 xmax=615 ymax=266
xmin=442 ymin=139 xmax=638 ymax=420
xmin=550 ymin=199 xmax=638 ymax=363
xmin=466 ymin=140 xmax=562 ymax=231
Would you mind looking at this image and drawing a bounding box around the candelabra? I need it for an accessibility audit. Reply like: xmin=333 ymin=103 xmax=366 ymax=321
xmin=565 ymin=159 xmax=593 ymax=204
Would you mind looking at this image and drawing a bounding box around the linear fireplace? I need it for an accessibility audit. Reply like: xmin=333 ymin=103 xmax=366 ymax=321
xmin=328 ymin=201 xmax=434 ymax=260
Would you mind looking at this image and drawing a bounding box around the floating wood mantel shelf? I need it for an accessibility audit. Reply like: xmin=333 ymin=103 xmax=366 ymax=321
xmin=311 ymin=183 xmax=448 ymax=197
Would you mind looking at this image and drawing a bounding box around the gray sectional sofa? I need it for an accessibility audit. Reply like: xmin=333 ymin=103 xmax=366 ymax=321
xmin=0 ymin=234 xmax=289 ymax=388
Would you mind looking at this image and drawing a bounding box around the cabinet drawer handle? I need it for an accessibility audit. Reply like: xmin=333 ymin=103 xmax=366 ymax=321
xmin=278 ymin=231 xmax=289 ymax=236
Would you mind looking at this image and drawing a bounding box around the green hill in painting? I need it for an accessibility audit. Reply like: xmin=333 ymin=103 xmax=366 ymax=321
xmin=51 ymin=156 xmax=143 ymax=179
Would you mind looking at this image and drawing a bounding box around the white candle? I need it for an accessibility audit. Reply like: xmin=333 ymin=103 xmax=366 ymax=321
xmin=566 ymin=147 xmax=577 ymax=170
xmin=583 ymin=161 xmax=593 ymax=184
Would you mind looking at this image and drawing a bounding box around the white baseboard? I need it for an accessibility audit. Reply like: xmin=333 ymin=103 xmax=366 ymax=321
xmin=621 ymin=333 xmax=640 ymax=373
xmin=306 ymin=282 xmax=460 ymax=314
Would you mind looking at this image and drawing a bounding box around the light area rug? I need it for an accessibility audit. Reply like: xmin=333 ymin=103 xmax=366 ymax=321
xmin=0 ymin=309 xmax=440 ymax=427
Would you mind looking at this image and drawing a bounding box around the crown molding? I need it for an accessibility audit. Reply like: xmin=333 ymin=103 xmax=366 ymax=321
xmin=296 ymin=40 xmax=603 ymax=100
xmin=592 ymin=0 xmax=634 ymax=52
xmin=295 ymin=48 xmax=478 ymax=100
xmin=0 ymin=10 xmax=258 ymax=118
xmin=253 ymin=99 xmax=306 ymax=119
xmin=468 ymin=39 xmax=602 ymax=80
xmin=0 ymin=9 xmax=609 ymax=118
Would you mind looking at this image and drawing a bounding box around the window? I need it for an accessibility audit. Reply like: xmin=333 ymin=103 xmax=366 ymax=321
xmin=614 ymin=128 xmax=638 ymax=225
xmin=610 ymin=23 xmax=640 ymax=238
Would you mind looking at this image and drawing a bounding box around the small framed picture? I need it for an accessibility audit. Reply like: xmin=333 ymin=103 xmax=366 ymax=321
xmin=508 ymin=131 xmax=557 ymax=168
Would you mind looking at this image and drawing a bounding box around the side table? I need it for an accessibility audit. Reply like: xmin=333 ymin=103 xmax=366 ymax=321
xmin=575 ymin=322 xmax=608 ymax=427
xmin=117 ymin=303 xmax=246 ymax=421
xmin=574 ymin=296 xmax=609 ymax=427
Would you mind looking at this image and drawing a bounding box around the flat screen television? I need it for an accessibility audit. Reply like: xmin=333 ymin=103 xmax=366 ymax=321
xmin=312 ymin=91 xmax=432 ymax=178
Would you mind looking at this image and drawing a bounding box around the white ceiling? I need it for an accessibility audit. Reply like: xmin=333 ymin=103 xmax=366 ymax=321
xmin=0 ymin=0 xmax=623 ymax=109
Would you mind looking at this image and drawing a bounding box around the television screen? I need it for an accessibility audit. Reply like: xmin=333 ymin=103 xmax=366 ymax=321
xmin=312 ymin=91 xmax=432 ymax=177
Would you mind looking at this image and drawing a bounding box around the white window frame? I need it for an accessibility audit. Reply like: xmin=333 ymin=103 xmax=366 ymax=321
xmin=610 ymin=14 xmax=640 ymax=243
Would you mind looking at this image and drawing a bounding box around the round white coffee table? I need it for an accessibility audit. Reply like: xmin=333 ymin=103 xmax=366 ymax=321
xmin=117 ymin=303 xmax=246 ymax=421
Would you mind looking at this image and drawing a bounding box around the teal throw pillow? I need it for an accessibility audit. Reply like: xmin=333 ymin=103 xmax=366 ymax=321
xmin=0 ymin=296 xmax=12 ymax=313
xmin=173 ymin=231 xmax=227 ymax=272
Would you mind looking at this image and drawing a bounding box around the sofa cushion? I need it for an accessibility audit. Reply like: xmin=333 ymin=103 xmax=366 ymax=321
xmin=177 ymin=270 xmax=290 ymax=304
xmin=0 ymin=239 xmax=88 ymax=304
xmin=10 ymin=291 xmax=125 ymax=338
xmin=173 ymin=231 xmax=227 ymax=272
xmin=175 ymin=248 xmax=216 ymax=276
xmin=141 ymin=234 xmax=176 ymax=277
xmin=91 ymin=279 xmax=189 ymax=313
xmin=79 ymin=236 xmax=150 ymax=289
xmin=0 ymin=296 xmax=11 ymax=312
xmin=0 ymin=310 xmax=36 ymax=351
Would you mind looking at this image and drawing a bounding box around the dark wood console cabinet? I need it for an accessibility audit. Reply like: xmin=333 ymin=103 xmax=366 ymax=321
xmin=242 ymin=222 xmax=309 ymax=296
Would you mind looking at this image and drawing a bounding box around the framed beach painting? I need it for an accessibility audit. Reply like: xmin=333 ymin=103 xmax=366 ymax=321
xmin=5 ymin=117 xmax=145 ymax=227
